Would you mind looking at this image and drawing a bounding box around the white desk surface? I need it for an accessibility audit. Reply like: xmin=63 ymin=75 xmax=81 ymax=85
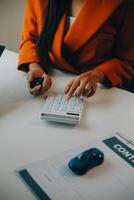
xmin=0 ymin=50 xmax=134 ymax=200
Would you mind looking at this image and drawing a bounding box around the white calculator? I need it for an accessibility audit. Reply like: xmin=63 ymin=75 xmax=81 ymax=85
xmin=41 ymin=94 xmax=84 ymax=124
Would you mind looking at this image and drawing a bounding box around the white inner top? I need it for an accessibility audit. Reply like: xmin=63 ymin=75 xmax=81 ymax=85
xmin=66 ymin=16 xmax=76 ymax=33
xmin=68 ymin=16 xmax=76 ymax=26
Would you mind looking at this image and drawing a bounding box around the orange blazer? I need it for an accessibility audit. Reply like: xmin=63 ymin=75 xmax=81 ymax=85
xmin=18 ymin=0 xmax=134 ymax=87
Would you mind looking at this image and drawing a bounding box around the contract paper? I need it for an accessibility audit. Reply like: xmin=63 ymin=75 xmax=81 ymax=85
xmin=17 ymin=133 xmax=134 ymax=200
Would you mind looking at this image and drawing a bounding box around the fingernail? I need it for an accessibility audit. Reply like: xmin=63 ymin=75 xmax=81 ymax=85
xmin=66 ymin=95 xmax=70 ymax=101
xmin=64 ymin=87 xmax=68 ymax=93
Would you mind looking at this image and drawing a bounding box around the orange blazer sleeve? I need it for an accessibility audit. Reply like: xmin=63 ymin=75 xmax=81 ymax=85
xmin=18 ymin=0 xmax=48 ymax=72
xmin=96 ymin=2 xmax=134 ymax=87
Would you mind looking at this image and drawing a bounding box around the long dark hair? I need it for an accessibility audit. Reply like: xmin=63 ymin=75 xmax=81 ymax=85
xmin=37 ymin=0 xmax=70 ymax=65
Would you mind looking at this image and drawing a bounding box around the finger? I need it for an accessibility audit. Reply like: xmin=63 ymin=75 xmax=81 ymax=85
xmin=66 ymin=78 xmax=80 ymax=100
xmin=27 ymin=72 xmax=33 ymax=83
xmin=75 ymin=79 xmax=87 ymax=97
xmin=83 ymin=83 xmax=92 ymax=97
xmin=82 ymin=88 xmax=91 ymax=97
xmin=64 ymin=80 xmax=74 ymax=93
xmin=42 ymin=74 xmax=52 ymax=91
xmin=43 ymin=91 xmax=49 ymax=98
xmin=29 ymin=85 xmax=42 ymax=95
xmin=87 ymin=84 xmax=97 ymax=98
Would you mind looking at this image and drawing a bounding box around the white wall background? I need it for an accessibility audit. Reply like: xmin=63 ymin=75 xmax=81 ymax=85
xmin=0 ymin=0 xmax=25 ymax=52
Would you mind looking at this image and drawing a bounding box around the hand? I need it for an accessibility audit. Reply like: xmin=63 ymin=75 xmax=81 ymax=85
xmin=65 ymin=70 xmax=104 ymax=99
xmin=27 ymin=63 xmax=52 ymax=95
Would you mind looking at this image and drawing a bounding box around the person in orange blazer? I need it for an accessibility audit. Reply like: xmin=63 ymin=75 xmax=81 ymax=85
xmin=18 ymin=0 xmax=134 ymax=98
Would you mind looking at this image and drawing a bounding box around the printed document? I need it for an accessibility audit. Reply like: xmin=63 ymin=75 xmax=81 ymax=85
xmin=18 ymin=133 xmax=134 ymax=200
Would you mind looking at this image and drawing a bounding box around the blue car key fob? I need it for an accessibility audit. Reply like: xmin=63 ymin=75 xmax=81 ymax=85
xmin=68 ymin=148 xmax=104 ymax=175
xmin=30 ymin=77 xmax=43 ymax=89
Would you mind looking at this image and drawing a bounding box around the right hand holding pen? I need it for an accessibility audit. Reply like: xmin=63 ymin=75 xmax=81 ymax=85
xmin=27 ymin=63 xmax=52 ymax=95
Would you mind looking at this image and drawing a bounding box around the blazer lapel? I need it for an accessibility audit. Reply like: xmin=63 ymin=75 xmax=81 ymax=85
xmin=64 ymin=0 xmax=123 ymax=53
xmin=50 ymin=0 xmax=123 ymax=71
xmin=49 ymin=13 xmax=78 ymax=73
